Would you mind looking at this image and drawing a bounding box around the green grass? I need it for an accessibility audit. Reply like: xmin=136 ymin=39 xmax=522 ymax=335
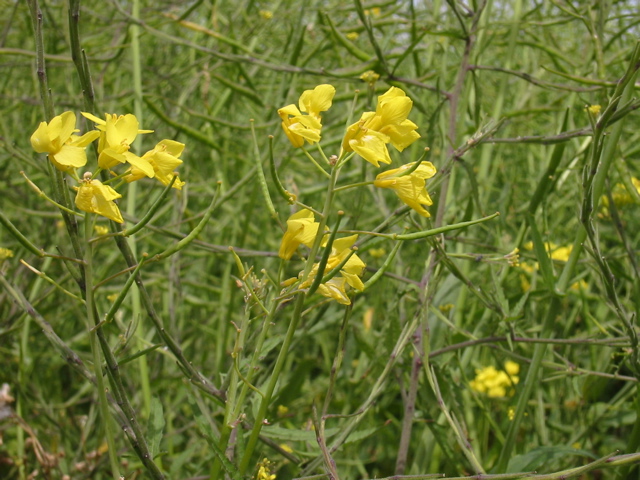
xmin=1 ymin=1 xmax=640 ymax=479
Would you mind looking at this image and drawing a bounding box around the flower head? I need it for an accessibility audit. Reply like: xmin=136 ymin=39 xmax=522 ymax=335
xmin=125 ymin=140 xmax=186 ymax=189
xmin=342 ymin=87 xmax=420 ymax=167
xmin=470 ymin=361 xmax=519 ymax=398
xmin=278 ymin=85 xmax=336 ymax=147
xmin=374 ymin=161 xmax=436 ymax=217
xmin=81 ymin=112 xmax=154 ymax=177
xmin=279 ymin=209 xmax=322 ymax=260
xmin=302 ymin=235 xmax=366 ymax=305
xmin=30 ymin=111 xmax=100 ymax=171
xmin=74 ymin=174 xmax=124 ymax=223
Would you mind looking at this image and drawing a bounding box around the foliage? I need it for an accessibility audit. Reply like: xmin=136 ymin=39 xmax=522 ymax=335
xmin=1 ymin=0 xmax=640 ymax=479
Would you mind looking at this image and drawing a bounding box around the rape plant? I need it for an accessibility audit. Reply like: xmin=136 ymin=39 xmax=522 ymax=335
xmin=3 ymin=1 xmax=640 ymax=480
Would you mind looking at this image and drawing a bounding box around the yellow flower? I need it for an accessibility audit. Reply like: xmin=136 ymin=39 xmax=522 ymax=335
xmin=81 ymin=112 xmax=155 ymax=177
xmin=259 ymin=10 xmax=273 ymax=19
xmin=342 ymin=87 xmax=420 ymax=167
xmin=125 ymin=140 xmax=186 ymax=189
xmin=374 ymin=161 xmax=436 ymax=217
xmin=346 ymin=32 xmax=359 ymax=41
xmin=469 ymin=362 xmax=519 ymax=398
xmin=303 ymin=235 xmax=366 ymax=305
xmin=278 ymin=209 xmax=321 ymax=260
xmin=256 ymin=458 xmax=276 ymax=480
xmin=30 ymin=111 xmax=100 ymax=171
xmin=0 ymin=248 xmax=14 ymax=260
xmin=587 ymin=104 xmax=601 ymax=115
xmin=74 ymin=174 xmax=124 ymax=223
xmin=278 ymin=85 xmax=336 ymax=148
xmin=601 ymin=178 xmax=640 ymax=209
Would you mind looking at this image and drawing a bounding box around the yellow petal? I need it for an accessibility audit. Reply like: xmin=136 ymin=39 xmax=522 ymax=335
xmin=75 ymin=180 xmax=124 ymax=223
xmin=349 ymin=134 xmax=392 ymax=167
xmin=123 ymin=152 xmax=155 ymax=178
xmin=317 ymin=278 xmax=351 ymax=305
xmin=51 ymin=145 xmax=87 ymax=170
xmin=30 ymin=121 xmax=56 ymax=153
xmin=299 ymin=84 xmax=336 ymax=117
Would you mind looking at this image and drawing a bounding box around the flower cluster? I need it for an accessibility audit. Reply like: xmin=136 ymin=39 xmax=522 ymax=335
xmin=276 ymin=84 xmax=436 ymax=304
xmin=279 ymin=85 xmax=435 ymax=218
xmin=278 ymin=210 xmax=365 ymax=305
xmin=30 ymin=111 xmax=186 ymax=224
xmin=470 ymin=361 xmax=520 ymax=398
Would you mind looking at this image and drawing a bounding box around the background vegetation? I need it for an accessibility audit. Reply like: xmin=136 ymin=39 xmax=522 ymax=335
xmin=1 ymin=0 xmax=640 ymax=479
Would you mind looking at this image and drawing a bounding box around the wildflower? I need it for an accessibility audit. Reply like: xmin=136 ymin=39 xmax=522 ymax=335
xmin=256 ymin=458 xmax=276 ymax=480
xmin=278 ymin=209 xmax=322 ymax=260
xmin=259 ymin=10 xmax=273 ymax=19
xmin=81 ymin=112 xmax=154 ymax=177
xmin=508 ymin=406 xmax=516 ymax=420
xmin=279 ymin=443 xmax=293 ymax=454
xmin=374 ymin=161 xmax=436 ymax=216
xmin=587 ymin=105 xmax=601 ymax=115
xmin=30 ymin=111 xmax=100 ymax=171
xmin=469 ymin=361 xmax=519 ymax=398
xmin=125 ymin=140 xmax=186 ymax=189
xmin=346 ymin=32 xmax=359 ymax=41
xmin=602 ymin=178 xmax=640 ymax=209
xmin=342 ymin=87 xmax=420 ymax=167
xmin=94 ymin=225 xmax=109 ymax=236
xmin=0 ymin=248 xmax=14 ymax=260
xmin=368 ymin=247 xmax=386 ymax=258
xmin=278 ymin=85 xmax=336 ymax=147
xmin=364 ymin=7 xmax=381 ymax=16
xmin=303 ymin=235 xmax=366 ymax=305
xmin=277 ymin=405 xmax=289 ymax=417
xmin=74 ymin=173 xmax=124 ymax=223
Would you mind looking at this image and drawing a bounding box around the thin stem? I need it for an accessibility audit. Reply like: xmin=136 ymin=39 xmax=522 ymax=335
xmin=83 ymin=215 xmax=121 ymax=480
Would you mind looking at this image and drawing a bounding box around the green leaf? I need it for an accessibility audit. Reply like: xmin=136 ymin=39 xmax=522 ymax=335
xmin=147 ymin=397 xmax=165 ymax=459
xmin=506 ymin=446 xmax=597 ymax=473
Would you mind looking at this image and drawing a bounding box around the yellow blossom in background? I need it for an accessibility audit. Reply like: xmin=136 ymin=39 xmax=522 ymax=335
xmin=74 ymin=175 xmax=124 ymax=223
xmin=278 ymin=84 xmax=336 ymax=147
xmin=125 ymin=139 xmax=186 ymax=189
xmin=256 ymin=458 xmax=276 ymax=480
xmin=94 ymin=225 xmax=109 ymax=236
xmin=368 ymin=247 xmax=386 ymax=258
xmin=30 ymin=111 xmax=100 ymax=171
xmin=587 ymin=104 xmax=601 ymax=115
xmin=0 ymin=248 xmax=14 ymax=260
xmin=346 ymin=32 xmax=359 ymax=41
xmin=82 ymin=112 xmax=155 ymax=177
xmin=363 ymin=307 xmax=374 ymax=331
xmin=277 ymin=405 xmax=289 ymax=417
xmin=342 ymin=87 xmax=420 ymax=167
xmin=508 ymin=406 xmax=516 ymax=420
xmin=279 ymin=444 xmax=293 ymax=454
xmin=470 ymin=361 xmax=519 ymax=398
xmin=259 ymin=10 xmax=273 ymax=19
xmin=601 ymin=177 xmax=640 ymax=209
xmin=278 ymin=209 xmax=321 ymax=260
xmin=302 ymin=235 xmax=366 ymax=305
xmin=364 ymin=7 xmax=381 ymax=16
xmin=439 ymin=303 xmax=454 ymax=314
xmin=374 ymin=161 xmax=436 ymax=216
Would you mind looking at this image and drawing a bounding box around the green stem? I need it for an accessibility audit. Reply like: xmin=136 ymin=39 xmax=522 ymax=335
xmin=239 ymin=160 xmax=342 ymax=474
xmin=83 ymin=215 xmax=121 ymax=479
